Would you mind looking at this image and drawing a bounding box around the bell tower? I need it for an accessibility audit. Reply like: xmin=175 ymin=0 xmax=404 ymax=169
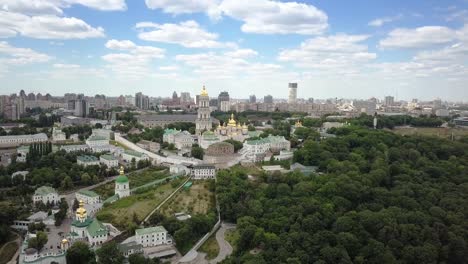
xmin=196 ymin=85 xmax=212 ymax=135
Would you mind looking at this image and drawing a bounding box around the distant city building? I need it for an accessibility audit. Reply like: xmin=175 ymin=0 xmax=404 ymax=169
xmin=218 ymin=91 xmax=230 ymax=109
xmin=135 ymin=92 xmax=150 ymax=110
xmin=137 ymin=114 xmax=198 ymax=128
xmin=384 ymin=96 xmax=395 ymax=106
xmin=180 ymin=92 xmax=191 ymax=104
xmin=249 ymin=95 xmax=257 ymax=103
xmin=74 ymin=99 xmax=89 ymax=117
xmin=264 ymin=95 xmax=273 ymax=104
xmin=288 ymin=83 xmax=298 ymax=104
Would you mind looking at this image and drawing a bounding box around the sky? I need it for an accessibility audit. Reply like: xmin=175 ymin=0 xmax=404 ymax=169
xmin=0 ymin=0 xmax=467 ymax=101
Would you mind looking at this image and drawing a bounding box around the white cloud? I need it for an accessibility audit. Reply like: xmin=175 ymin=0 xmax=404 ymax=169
xmin=102 ymin=39 xmax=165 ymax=79
xmin=219 ymin=0 xmax=328 ymax=35
xmin=136 ymin=20 xmax=230 ymax=48
xmin=176 ymin=48 xmax=281 ymax=79
xmin=368 ymin=14 xmax=402 ymax=27
xmin=0 ymin=10 xmax=105 ymax=39
xmin=379 ymin=26 xmax=456 ymax=49
xmin=65 ymin=0 xmax=127 ymax=11
xmin=224 ymin=48 xmax=258 ymax=58
xmin=159 ymin=65 xmax=179 ymax=71
xmin=145 ymin=0 xmax=220 ymax=19
xmin=0 ymin=41 xmax=51 ymax=77
xmin=278 ymin=34 xmax=376 ymax=76
xmin=53 ymin=63 xmax=80 ymax=69
xmin=0 ymin=0 xmax=126 ymax=14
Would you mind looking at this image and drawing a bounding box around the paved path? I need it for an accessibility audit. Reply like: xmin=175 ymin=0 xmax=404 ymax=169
xmin=209 ymin=223 xmax=236 ymax=264
xmin=142 ymin=176 xmax=191 ymax=224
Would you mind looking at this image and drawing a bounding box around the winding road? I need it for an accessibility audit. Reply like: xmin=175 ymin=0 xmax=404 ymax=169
xmin=209 ymin=223 xmax=236 ymax=264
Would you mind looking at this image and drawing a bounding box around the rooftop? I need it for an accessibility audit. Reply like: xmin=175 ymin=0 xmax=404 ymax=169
xmin=87 ymin=135 xmax=108 ymax=141
xmin=135 ymin=226 xmax=167 ymax=236
xmin=87 ymin=219 xmax=107 ymax=237
xmin=0 ymin=133 xmax=48 ymax=140
xmin=77 ymin=190 xmax=99 ymax=198
xmin=34 ymin=186 xmax=57 ymax=196
xmin=100 ymin=154 xmax=117 ymax=161
xmin=124 ymin=149 xmax=144 ymax=157
xmin=77 ymin=155 xmax=99 ymax=162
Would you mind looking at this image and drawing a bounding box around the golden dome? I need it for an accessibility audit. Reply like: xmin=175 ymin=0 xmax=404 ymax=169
xmin=61 ymin=239 xmax=68 ymax=244
xmin=295 ymin=120 xmax=303 ymax=127
xmin=76 ymin=200 xmax=87 ymax=220
xmin=228 ymin=113 xmax=237 ymax=127
xmin=242 ymin=123 xmax=248 ymax=129
xmin=200 ymin=85 xmax=208 ymax=96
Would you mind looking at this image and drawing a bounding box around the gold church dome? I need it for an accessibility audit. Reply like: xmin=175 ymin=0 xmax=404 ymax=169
xmin=76 ymin=200 xmax=87 ymax=220
xmin=200 ymin=85 xmax=208 ymax=96
xmin=242 ymin=123 xmax=248 ymax=129
xmin=228 ymin=113 xmax=237 ymax=126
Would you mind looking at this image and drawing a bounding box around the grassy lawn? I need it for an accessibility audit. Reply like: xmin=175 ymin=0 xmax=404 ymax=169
xmin=225 ymin=229 xmax=239 ymax=253
xmin=391 ymin=127 xmax=468 ymax=139
xmin=160 ymin=180 xmax=215 ymax=217
xmin=92 ymin=167 xmax=168 ymax=199
xmin=0 ymin=240 xmax=19 ymax=264
xmin=199 ymin=233 xmax=220 ymax=260
xmin=96 ymin=179 xmax=181 ymax=230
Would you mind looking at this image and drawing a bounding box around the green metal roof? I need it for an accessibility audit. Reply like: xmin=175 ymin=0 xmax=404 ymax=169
xmin=116 ymin=175 xmax=129 ymax=183
xmin=135 ymin=226 xmax=167 ymax=236
xmin=77 ymin=190 xmax=99 ymax=198
xmin=34 ymin=186 xmax=57 ymax=196
xmin=71 ymin=217 xmax=93 ymax=228
xmin=164 ymin=128 xmax=180 ymax=135
xmin=77 ymin=155 xmax=99 ymax=162
xmin=100 ymin=154 xmax=117 ymax=160
xmin=87 ymin=219 xmax=107 ymax=237
xmin=124 ymin=149 xmax=144 ymax=157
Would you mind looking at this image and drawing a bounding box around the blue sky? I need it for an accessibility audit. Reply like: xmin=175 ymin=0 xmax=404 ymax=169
xmin=0 ymin=0 xmax=467 ymax=101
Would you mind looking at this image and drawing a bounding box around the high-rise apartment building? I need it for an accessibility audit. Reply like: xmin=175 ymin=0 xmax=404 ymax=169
xmin=288 ymin=83 xmax=298 ymax=104
xmin=249 ymin=95 xmax=256 ymax=103
xmin=264 ymin=95 xmax=273 ymax=104
xmin=218 ymin=91 xmax=230 ymax=109
xmin=384 ymin=96 xmax=394 ymax=106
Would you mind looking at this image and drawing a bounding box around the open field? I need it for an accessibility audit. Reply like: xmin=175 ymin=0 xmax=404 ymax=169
xmin=160 ymin=180 xmax=215 ymax=217
xmin=96 ymin=178 xmax=183 ymax=230
xmin=391 ymin=127 xmax=468 ymax=139
xmin=199 ymin=233 xmax=220 ymax=260
xmin=92 ymin=167 xmax=168 ymax=199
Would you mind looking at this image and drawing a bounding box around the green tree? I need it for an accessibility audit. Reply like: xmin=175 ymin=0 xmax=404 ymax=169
xmin=191 ymin=146 xmax=204 ymax=160
xmin=66 ymin=241 xmax=96 ymax=264
xmin=96 ymin=241 xmax=124 ymax=264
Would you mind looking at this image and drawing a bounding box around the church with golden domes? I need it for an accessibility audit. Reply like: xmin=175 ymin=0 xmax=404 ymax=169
xmin=70 ymin=200 xmax=109 ymax=246
xmin=215 ymin=113 xmax=249 ymax=140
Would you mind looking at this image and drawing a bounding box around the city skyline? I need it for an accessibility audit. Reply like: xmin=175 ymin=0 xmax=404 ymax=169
xmin=0 ymin=0 xmax=467 ymax=100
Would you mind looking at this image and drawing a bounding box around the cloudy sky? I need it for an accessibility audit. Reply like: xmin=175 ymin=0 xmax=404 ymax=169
xmin=0 ymin=0 xmax=467 ymax=101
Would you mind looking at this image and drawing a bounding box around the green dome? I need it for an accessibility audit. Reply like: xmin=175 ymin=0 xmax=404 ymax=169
xmin=116 ymin=175 xmax=129 ymax=184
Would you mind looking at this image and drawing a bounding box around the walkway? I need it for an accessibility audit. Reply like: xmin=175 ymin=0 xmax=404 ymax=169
xmin=114 ymin=133 xmax=201 ymax=166
xmin=209 ymin=223 xmax=236 ymax=264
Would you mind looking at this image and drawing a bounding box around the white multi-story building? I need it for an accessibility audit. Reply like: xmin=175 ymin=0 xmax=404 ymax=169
xmin=33 ymin=186 xmax=60 ymax=205
xmin=100 ymin=154 xmax=119 ymax=168
xmin=191 ymin=165 xmax=216 ymax=180
xmin=77 ymin=155 xmax=100 ymax=167
xmin=163 ymin=129 xmax=194 ymax=149
xmin=52 ymin=127 xmax=66 ymax=142
xmin=91 ymin=129 xmax=113 ymax=140
xmin=60 ymin=144 xmax=89 ymax=153
xmin=86 ymin=136 xmax=109 ymax=147
xmin=135 ymin=226 xmax=172 ymax=247
xmin=76 ymin=190 xmax=101 ymax=205
xmin=0 ymin=133 xmax=48 ymax=146
xmin=241 ymin=135 xmax=291 ymax=162
xmin=121 ymin=150 xmax=149 ymax=163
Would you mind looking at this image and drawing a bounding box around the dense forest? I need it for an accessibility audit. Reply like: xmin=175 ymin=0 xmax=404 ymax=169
xmin=217 ymin=127 xmax=468 ymax=263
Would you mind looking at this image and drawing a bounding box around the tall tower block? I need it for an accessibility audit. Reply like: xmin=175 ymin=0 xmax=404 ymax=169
xmin=196 ymin=86 xmax=212 ymax=135
xmin=288 ymin=83 xmax=297 ymax=104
